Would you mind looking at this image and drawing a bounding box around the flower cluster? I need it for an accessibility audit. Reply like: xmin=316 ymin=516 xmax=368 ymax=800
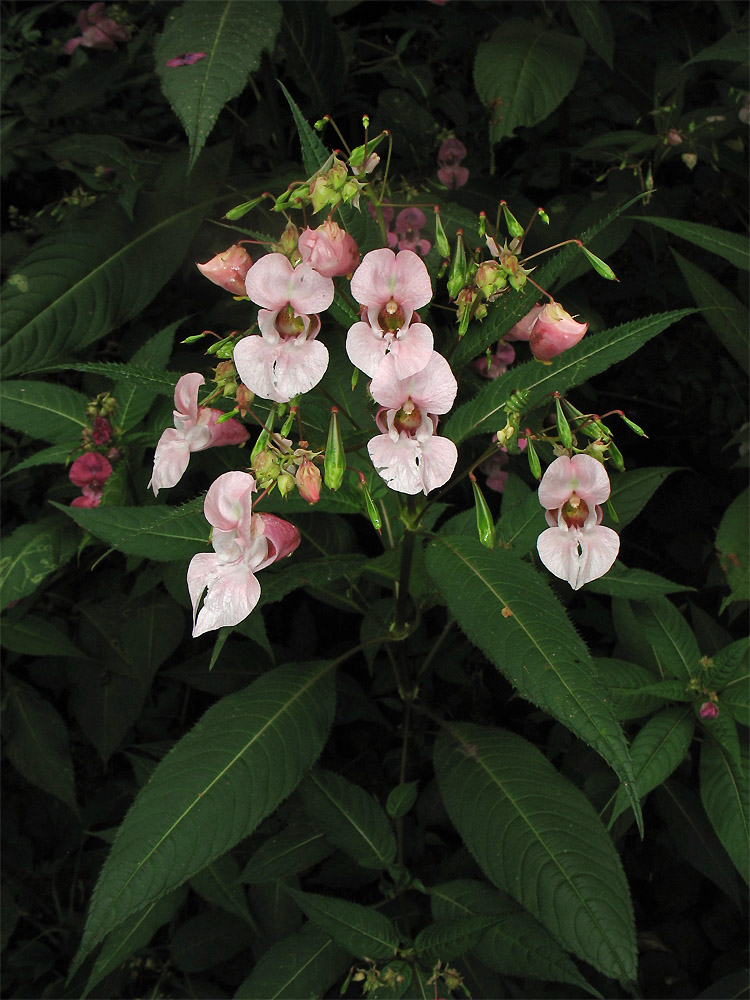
xmin=69 ymin=452 xmax=113 ymax=508
xmin=437 ymin=138 xmax=469 ymax=189
xmin=69 ymin=393 xmax=123 ymax=507
xmin=64 ymin=2 xmax=129 ymax=53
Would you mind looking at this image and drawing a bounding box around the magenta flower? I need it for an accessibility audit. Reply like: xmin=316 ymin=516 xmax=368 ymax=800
xmin=187 ymin=472 xmax=300 ymax=637
xmin=367 ymin=352 xmax=458 ymax=495
xmin=149 ymin=373 xmax=249 ymax=496
xmin=64 ymin=2 xmax=129 ymax=53
xmin=298 ymin=221 xmax=360 ymax=278
xmin=69 ymin=451 xmax=113 ymax=507
xmin=699 ymin=701 xmax=719 ymax=719
xmin=391 ymin=208 xmax=431 ymax=257
xmin=536 ymin=454 xmax=619 ymax=590
xmin=196 ymin=244 xmax=252 ymax=295
xmin=234 ymin=254 xmax=334 ymax=403
xmin=529 ymin=303 xmax=588 ymax=361
xmin=437 ymin=137 xmax=469 ymax=189
xmin=473 ymin=342 xmax=516 ymax=379
xmin=166 ymin=52 xmax=207 ymax=68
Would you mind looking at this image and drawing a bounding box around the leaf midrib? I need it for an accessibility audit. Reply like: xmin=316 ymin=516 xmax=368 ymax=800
xmin=309 ymin=771 xmax=391 ymax=867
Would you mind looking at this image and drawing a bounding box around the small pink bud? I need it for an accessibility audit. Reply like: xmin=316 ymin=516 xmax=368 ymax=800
xmin=91 ymin=416 xmax=112 ymax=444
xmin=298 ymin=221 xmax=360 ymax=277
xmin=699 ymin=701 xmax=719 ymax=719
xmin=196 ymin=244 xmax=252 ymax=295
xmin=667 ymin=128 xmax=683 ymax=146
xmin=529 ymin=302 xmax=588 ymax=361
xmin=296 ymin=458 xmax=321 ymax=504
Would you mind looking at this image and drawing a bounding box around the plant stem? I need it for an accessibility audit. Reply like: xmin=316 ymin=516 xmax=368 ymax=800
xmin=394 ymin=500 xmax=418 ymax=633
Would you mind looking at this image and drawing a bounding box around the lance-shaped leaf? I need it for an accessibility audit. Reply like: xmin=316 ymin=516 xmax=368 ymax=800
xmin=607 ymin=707 xmax=695 ymax=827
xmin=70 ymin=661 xmax=336 ymax=976
xmin=240 ymin=827 xmax=333 ymax=884
xmin=627 ymin=598 xmax=701 ymax=682
xmin=0 ymin=515 xmax=77 ymax=611
xmin=430 ymin=880 xmax=601 ymax=997
xmin=586 ymin=564 xmax=694 ymax=599
xmin=287 ymin=888 xmax=400 ymax=960
xmin=606 ymin=467 xmax=677 ymax=530
xmin=715 ymin=488 xmax=749 ymax=612
xmin=0 ymin=380 xmax=88 ymax=444
xmin=474 ymin=21 xmax=586 ymax=145
xmin=434 ymin=723 xmax=637 ymax=984
xmin=234 ymin=923 xmax=350 ymax=1000
xmin=1 ymin=145 xmax=230 ymax=376
xmin=53 ymin=499 xmax=208 ymax=561
xmin=593 ymin=658 xmax=664 ymax=721
xmin=632 ymin=216 xmax=749 ymax=270
xmin=155 ymin=1 xmax=282 ymax=170
xmin=446 ymin=310 xmax=693 ymax=445
xmin=700 ymin=736 xmax=749 ymax=884
xmin=426 ymin=536 xmax=642 ymax=830
xmin=298 ymin=767 xmax=396 ymax=870
xmin=568 ymin=0 xmax=614 ymax=67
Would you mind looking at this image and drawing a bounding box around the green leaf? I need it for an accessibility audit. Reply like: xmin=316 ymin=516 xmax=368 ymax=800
xmin=240 ymin=827 xmax=333 ymax=884
xmin=70 ymin=661 xmax=336 ymax=975
xmin=287 ymin=888 xmax=400 ymax=960
xmin=155 ymin=1 xmax=282 ymax=171
xmin=0 ymin=614 xmax=85 ymax=659
xmin=0 ymin=515 xmax=76 ymax=611
xmin=4 ymin=675 xmax=77 ymax=813
xmin=116 ymin=324 xmax=185 ymax=430
xmin=700 ymin=736 xmax=749 ymax=884
xmin=259 ymin=555 xmax=366 ymax=606
xmin=594 ymin=658 xmax=664 ymax=721
xmin=687 ymin=29 xmax=750 ymax=63
xmin=434 ymin=723 xmax=637 ymax=983
xmin=82 ymin=888 xmax=187 ymax=999
xmin=281 ymin=2 xmax=346 ymax=113
xmin=45 ymin=361 xmax=181 ymax=397
xmin=495 ymin=490 xmax=546 ymax=557
xmin=1 ymin=146 xmax=230 ymax=376
xmin=586 ymin=563 xmax=694 ymax=599
xmin=712 ymin=637 xmax=750 ymax=689
xmin=446 ymin=311 xmax=694 ymax=444
xmin=426 ymin=536 xmax=642 ymax=830
xmin=672 ymin=251 xmax=749 ymax=373
xmin=607 ymin=707 xmax=694 ymax=826
xmin=298 ymin=767 xmax=396 ymax=869
xmin=414 ymin=917 xmax=499 ymax=964
xmin=190 ymin=854 xmax=254 ymax=926
xmin=606 ymin=467 xmax=678 ymax=530
xmin=474 ymin=21 xmax=586 ymax=145
xmin=628 ymin=598 xmax=701 ymax=682
xmin=568 ymin=0 xmax=614 ymax=68
xmin=234 ymin=923 xmax=350 ymax=1000
xmin=632 ymin=217 xmax=749 ymax=270
xmin=430 ymin=880 xmax=601 ymax=996
xmin=386 ymin=781 xmax=419 ymax=819
xmin=715 ymin=488 xmax=749 ymax=611
xmin=278 ymin=81 xmax=331 ymax=176
xmin=2 ymin=442 xmax=73 ymax=478
xmin=53 ymin=498 xmax=208 ymax=561
xmin=171 ymin=909 xmax=252 ymax=972
xmin=0 ymin=380 xmax=87 ymax=444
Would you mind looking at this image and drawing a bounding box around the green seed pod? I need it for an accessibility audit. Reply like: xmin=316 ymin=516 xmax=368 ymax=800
xmin=324 ymin=407 xmax=346 ymax=491
xmin=501 ymin=201 xmax=524 ymax=239
xmin=555 ymin=396 xmax=573 ymax=450
xmin=620 ymin=413 xmax=648 ymax=437
xmin=578 ymin=243 xmax=618 ymax=281
xmin=360 ymin=479 xmax=382 ymax=533
xmin=446 ymin=229 xmax=467 ymax=299
xmin=471 ymin=476 xmax=496 ymax=549
xmin=526 ymin=437 xmax=542 ymax=480
xmin=608 ymin=441 xmax=626 ymax=472
xmin=434 ymin=207 xmax=450 ymax=258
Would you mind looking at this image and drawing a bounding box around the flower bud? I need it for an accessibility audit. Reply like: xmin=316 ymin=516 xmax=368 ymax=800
xmin=682 ymin=152 xmax=698 ymax=170
xmin=296 ymin=458 xmax=321 ymax=504
xmin=667 ymin=128 xmax=683 ymax=146
xmin=324 ymin=407 xmax=346 ymax=491
xmin=196 ymin=244 xmax=252 ymax=295
xmin=252 ymin=449 xmax=280 ymax=480
xmin=276 ymin=471 xmax=296 ymax=497
xmin=298 ymin=220 xmax=360 ymax=277
xmin=280 ymin=220 xmax=300 ymax=258
xmin=501 ymin=201 xmax=524 ymax=239
xmin=699 ymin=701 xmax=719 ymax=719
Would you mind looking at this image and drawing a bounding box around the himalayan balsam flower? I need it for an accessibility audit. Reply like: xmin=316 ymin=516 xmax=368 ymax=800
xmin=166 ymin=52 xmax=206 ymax=67
xmin=187 ymin=472 xmax=300 ymax=637
xmin=69 ymin=452 xmax=113 ymax=507
xmin=473 ymin=342 xmax=515 ymax=380
xmin=347 ymin=248 xmax=434 ymax=379
xmin=233 ymin=254 xmax=334 ymax=403
xmin=529 ymin=303 xmax=588 ymax=361
xmin=298 ymin=221 xmax=360 ymax=277
xmin=389 ymin=208 xmax=431 ymax=257
xmin=149 ymin=373 xmax=249 ymax=495
xmin=437 ymin=138 xmax=469 ymax=189
xmin=536 ymin=454 xmax=619 ymax=590
xmin=64 ymin=2 xmax=129 ymax=53
xmin=504 ymin=305 xmax=544 ymax=342
xmin=196 ymin=244 xmax=252 ymax=295
xmin=368 ymin=352 xmax=458 ymax=495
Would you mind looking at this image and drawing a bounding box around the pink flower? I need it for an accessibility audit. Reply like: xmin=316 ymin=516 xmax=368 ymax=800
xmin=149 ymin=373 xmax=249 ymax=496
xmin=536 ymin=454 xmax=619 ymax=590
xmin=166 ymin=52 xmax=207 ymax=67
xmin=234 ymin=254 xmax=334 ymax=404
xmin=187 ymin=472 xmax=300 ymax=637
xmin=367 ymin=352 xmax=458 ymax=495
xmin=437 ymin=138 xmax=469 ymax=189
xmin=390 ymin=208 xmax=431 ymax=257
xmin=91 ymin=416 xmax=112 ymax=444
xmin=699 ymin=701 xmax=719 ymax=720
xmin=473 ymin=342 xmax=515 ymax=379
xmin=64 ymin=3 xmax=129 ymax=53
xmin=298 ymin=221 xmax=360 ymax=278
xmin=69 ymin=451 xmax=113 ymax=508
xmin=529 ymin=303 xmax=588 ymax=361
xmin=196 ymin=244 xmax=252 ymax=295
xmin=505 ymin=304 xmax=544 ymax=342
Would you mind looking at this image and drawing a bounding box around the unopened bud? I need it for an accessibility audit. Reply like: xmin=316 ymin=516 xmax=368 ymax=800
xmin=538 ymin=207 xmax=550 ymax=225
xmin=280 ymin=220 xmax=300 ymax=257
xmin=324 ymin=407 xmax=346 ymax=491
xmin=682 ymin=152 xmax=698 ymax=170
xmin=276 ymin=471 xmax=296 ymax=497
xmin=224 ymin=196 xmax=263 ymax=221
xmin=296 ymin=458 xmax=321 ymax=504
xmin=699 ymin=700 xmax=719 ymax=719
xmin=608 ymin=440 xmax=626 ymax=472
xmin=446 ymin=229 xmax=467 ymax=299
xmin=620 ymin=413 xmax=648 ymax=437
xmin=578 ymin=243 xmax=618 ymax=281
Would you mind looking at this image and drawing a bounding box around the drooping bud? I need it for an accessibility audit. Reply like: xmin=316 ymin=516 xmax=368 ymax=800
xmin=296 ymin=458 xmax=321 ymax=504
xmin=529 ymin=302 xmax=588 ymax=361
xmin=620 ymin=413 xmax=648 ymax=437
xmin=608 ymin=440 xmax=626 ymax=472
xmin=196 ymin=244 xmax=253 ymax=296
xmin=224 ymin=195 xmax=263 ymax=221
xmin=471 ymin=474 xmax=496 ymax=549
xmin=323 ymin=407 xmax=346 ymax=491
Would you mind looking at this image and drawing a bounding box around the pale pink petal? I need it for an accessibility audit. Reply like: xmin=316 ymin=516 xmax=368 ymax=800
xmin=188 ymin=552 xmax=262 ymax=637
xmin=577 ymin=525 xmax=620 ymax=588
xmin=529 ymin=303 xmax=587 ymax=360
xmin=346 ymin=321 xmax=389 ymax=376
xmin=174 ymin=372 xmax=204 ymax=422
xmin=537 ymin=527 xmax=582 ymax=589
xmin=505 ymin=305 xmax=543 ymax=342
xmin=370 ymin=351 xmax=457 ymax=414
xmin=246 ymin=255 xmax=334 ymax=314
xmin=417 ymin=434 xmax=458 ymax=493
xmin=537 ymin=523 xmax=619 ymax=590
xmin=268 ymin=339 xmax=329 ymax=402
xmin=149 ymin=429 xmax=190 ymax=495
xmin=203 ymin=471 xmax=255 ymax=532
xmin=368 ymin=432 xmax=424 ymax=495
xmin=203 ymin=409 xmax=250 ymax=447
xmin=233 ymin=335 xmax=283 ymax=401
xmin=388 ymin=323 xmax=434 ymax=381
xmin=538 ymin=454 xmax=610 ymax=510
xmin=255 ymin=513 xmax=301 ymax=568
xmin=350 ymin=248 xmax=432 ymax=312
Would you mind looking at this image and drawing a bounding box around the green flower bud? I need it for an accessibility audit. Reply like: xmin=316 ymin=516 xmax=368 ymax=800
xmin=277 ymin=471 xmax=296 ymax=497
xmin=608 ymin=440 xmax=626 ymax=472
xmin=324 ymin=407 xmax=346 ymax=491
xmin=578 ymin=243 xmax=618 ymax=281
